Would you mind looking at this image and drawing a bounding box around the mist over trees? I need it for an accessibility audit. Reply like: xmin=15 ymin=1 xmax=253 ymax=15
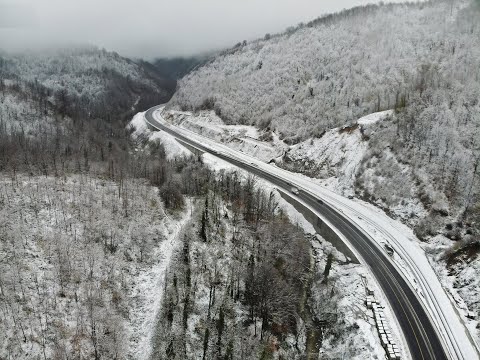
xmin=0 ymin=47 xmax=176 ymax=124
xmin=152 ymin=56 xmax=210 ymax=83
xmin=0 ymin=47 xmax=187 ymax=180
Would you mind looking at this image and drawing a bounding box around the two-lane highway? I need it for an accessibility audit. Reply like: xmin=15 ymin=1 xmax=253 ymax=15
xmin=143 ymin=105 xmax=466 ymax=360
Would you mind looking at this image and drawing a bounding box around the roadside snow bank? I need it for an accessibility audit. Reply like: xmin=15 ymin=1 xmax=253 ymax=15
xmin=128 ymin=112 xmax=191 ymax=159
xmin=163 ymin=109 xmax=285 ymax=162
xmin=160 ymin=108 xmax=394 ymax=196
xmin=357 ymin=110 xmax=393 ymax=126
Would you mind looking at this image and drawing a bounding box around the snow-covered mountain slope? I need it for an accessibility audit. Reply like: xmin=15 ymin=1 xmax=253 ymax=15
xmin=167 ymin=1 xmax=480 ymax=331
xmin=0 ymin=90 xmax=67 ymax=135
xmin=129 ymin=111 xmax=192 ymax=159
xmin=0 ymin=47 xmax=172 ymax=124
xmin=170 ymin=1 xmax=475 ymax=140
xmin=0 ymin=173 xmax=191 ymax=359
xmin=0 ymin=46 xmax=182 ymax=179
xmin=2 ymin=48 xmax=152 ymax=95
xmin=169 ymin=0 xmax=480 ymax=230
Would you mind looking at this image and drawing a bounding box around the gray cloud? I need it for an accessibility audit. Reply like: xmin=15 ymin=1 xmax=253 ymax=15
xmin=0 ymin=0 xmax=407 ymax=59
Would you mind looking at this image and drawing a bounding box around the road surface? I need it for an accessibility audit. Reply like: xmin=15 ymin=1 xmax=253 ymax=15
xmin=143 ymin=105 xmax=475 ymax=360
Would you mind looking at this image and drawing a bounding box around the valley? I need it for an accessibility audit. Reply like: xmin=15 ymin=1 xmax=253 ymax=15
xmin=1 ymin=0 xmax=480 ymax=359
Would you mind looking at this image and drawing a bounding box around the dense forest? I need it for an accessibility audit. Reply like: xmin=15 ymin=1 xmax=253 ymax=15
xmin=0 ymin=47 xmax=186 ymax=178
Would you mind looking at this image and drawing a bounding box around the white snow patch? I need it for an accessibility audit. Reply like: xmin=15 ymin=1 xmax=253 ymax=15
xmin=357 ymin=110 xmax=394 ymax=126
xmin=128 ymin=111 xmax=191 ymax=159
xmin=164 ymin=109 xmax=285 ymax=162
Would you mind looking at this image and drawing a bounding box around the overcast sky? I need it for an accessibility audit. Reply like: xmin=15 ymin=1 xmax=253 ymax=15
xmin=0 ymin=0 xmax=406 ymax=59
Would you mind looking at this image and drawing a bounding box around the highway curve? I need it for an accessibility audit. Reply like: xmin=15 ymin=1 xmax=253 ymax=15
xmin=144 ymin=105 xmax=450 ymax=360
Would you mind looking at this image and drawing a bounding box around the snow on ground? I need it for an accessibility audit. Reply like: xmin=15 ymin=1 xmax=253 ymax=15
xmin=286 ymin=110 xmax=396 ymax=196
xmin=270 ymin=180 xmax=398 ymax=360
xmin=128 ymin=112 xmax=191 ymax=159
xmin=229 ymin=136 xmax=281 ymax=162
xmin=423 ymin=235 xmax=480 ymax=344
xmin=165 ymin=109 xmax=259 ymax=139
xmin=0 ymin=174 xmax=190 ymax=360
xmin=0 ymin=92 xmax=67 ymax=136
xmin=163 ymin=109 xmax=285 ymax=162
xmin=270 ymin=162 xmax=480 ymax=359
xmin=127 ymin=199 xmax=193 ymax=360
xmin=142 ymin=107 xmax=480 ymax=359
xmin=357 ymin=110 xmax=393 ymax=126
xmin=287 ymin=125 xmax=367 ymax=191
xmin=356 ymin=147 xmax=428 ymax=227
xmin=161 ymin=108 xmax=394 ymax=195
xmin=130 ymin=111 xmax=149 ymax=133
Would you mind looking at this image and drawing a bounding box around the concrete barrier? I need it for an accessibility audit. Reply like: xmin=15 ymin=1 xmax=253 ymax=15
xmin=278 ymin=189 xmax=360 ymax=263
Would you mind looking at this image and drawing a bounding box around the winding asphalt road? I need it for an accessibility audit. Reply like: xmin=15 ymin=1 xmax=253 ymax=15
xmin=144 ymin=105 xmax=451 ymax=360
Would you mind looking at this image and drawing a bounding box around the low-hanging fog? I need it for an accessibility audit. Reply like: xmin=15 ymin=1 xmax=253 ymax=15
xmin=0 ymin=0 xmax=409 ymax=58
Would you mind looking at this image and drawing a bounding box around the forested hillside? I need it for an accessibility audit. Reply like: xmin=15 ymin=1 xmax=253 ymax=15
xmin=2 ymin=0 xmax=480 ymax=357
xmin=166 ymin=1 xmax=480 ymax=331
xmin=0 ymin=46 xmax=178 ymax=178
xmin=150 ymin=170 xmax=380 ymax=360
xmin=0 ymin=47 xmax=173 ymax=126
xmin=0 ymin=46 xmax=216 ymax=359
xmin=170 ymin=0 xmax=477 ymax=141
xmin=169 ymin=0 xmax=480 ymax=256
